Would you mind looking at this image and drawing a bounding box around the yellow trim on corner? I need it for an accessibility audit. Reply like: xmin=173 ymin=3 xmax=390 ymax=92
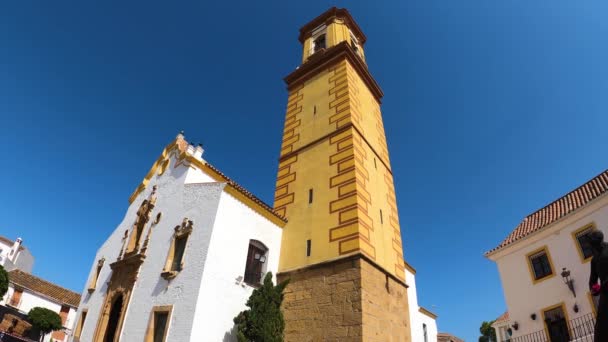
xmin=541 ymin=302 xmax=570 ymax=339
xmin=571 ymin=222 xmax=596 ymax=264
xmin=404 ymin=260 xmax=416 ymax=275
xmin=526 ymin=245 xmax=556 ymax=285
xmin=419 ymin=306 xmax=437 ymax=319
xmin=129 ymin=140 xmax=183 ymax=203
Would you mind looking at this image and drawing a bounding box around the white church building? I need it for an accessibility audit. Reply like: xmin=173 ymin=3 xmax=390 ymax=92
xmin=71 ymin=133 xmax=437 ymax=342
xmin=486 ymin=169 xmax=607 ymax=341
xmin=71 ymin=134 xmax=285 ymax=342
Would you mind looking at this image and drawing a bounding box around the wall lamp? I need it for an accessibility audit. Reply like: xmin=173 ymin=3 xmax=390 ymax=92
xmin=561 ymin=267 xmax=576 ymax=297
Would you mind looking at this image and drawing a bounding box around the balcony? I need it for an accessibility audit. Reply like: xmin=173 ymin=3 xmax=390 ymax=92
xmin=511 ymin=313 xmax=595 ymax=342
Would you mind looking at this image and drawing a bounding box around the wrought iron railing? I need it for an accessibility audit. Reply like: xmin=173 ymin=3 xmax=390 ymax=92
xmin=511 ymin=313 xmax=595 ymax=342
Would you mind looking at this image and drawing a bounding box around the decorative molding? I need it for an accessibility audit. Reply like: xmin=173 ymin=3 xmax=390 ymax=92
xmin=285 ymin=42 xmax=383 ymax=103
xmin=161 ymin=218 xmax=193 ymax=281
xmin=124 ymin=186 xmax=157 ymax=257
xmin=298 ymin=7 xmax=366 ymax=44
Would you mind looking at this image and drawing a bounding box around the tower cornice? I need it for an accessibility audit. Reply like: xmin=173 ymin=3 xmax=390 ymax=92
xmin=284 ymin=41 xmax=383 ymax=103
xmin=299 ymin=7 xmax=366 ymax=44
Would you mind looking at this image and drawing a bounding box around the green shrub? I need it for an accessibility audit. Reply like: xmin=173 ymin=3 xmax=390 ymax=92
xmin=233 ymin=273 xmax=289 ymax=342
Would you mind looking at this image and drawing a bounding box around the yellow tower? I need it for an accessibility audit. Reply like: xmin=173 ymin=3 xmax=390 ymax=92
xmin=274 ymin=8 xmax=411 ymax=341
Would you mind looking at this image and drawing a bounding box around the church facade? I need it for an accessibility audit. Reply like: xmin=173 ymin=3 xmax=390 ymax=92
xmin=71 ymin=8 xmax=432 ymax=342
xmin=71 ymin=136 xmax=285 ymax=341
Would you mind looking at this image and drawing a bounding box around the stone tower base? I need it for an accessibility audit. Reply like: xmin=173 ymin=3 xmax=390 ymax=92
xmin=277 ymin=255 xmax=411 ymax=342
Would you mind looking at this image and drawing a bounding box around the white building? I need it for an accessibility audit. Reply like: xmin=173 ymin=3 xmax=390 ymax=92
xmin=0 ymin=236 xmax=34 ymax=273
xmin=486 ymin=170 xmax=607 ymax=341
xmin=71 ymin=133 xmax=285 ymax=342
xmin=405 ymin=262 xmax=438 ymax=342
xmin=1 ymin=269 xmax=80 ymax=342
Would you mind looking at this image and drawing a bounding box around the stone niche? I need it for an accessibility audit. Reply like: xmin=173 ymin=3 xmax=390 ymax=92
xmin=277 ymin=255 xmax=411 ymax=342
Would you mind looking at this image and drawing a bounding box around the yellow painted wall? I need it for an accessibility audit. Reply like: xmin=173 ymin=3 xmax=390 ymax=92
xmin=275 ymin=56 xmax=404 ymax=280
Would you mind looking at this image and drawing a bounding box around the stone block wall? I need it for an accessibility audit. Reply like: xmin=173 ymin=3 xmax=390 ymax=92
xmin=278 ymin=255 xmax=410 ymax=342
xmin=360 ymin=258 xmax=410 ymax=342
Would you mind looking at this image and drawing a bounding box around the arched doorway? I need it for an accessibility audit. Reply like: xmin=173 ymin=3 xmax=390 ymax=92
xmin=103 ymin=295 xmax=124 ymax=342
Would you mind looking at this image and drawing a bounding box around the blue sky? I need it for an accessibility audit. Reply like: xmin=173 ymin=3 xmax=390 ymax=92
xmin=1 ymin=1 xmax=607 ymax=340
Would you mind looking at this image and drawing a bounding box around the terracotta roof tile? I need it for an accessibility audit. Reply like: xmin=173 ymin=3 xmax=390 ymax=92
xmin=8 ymin=270 xmax=80 ymax=308
xmin=487 ymin=170 xmax=608 ymax=255
xmin=437 ymin=332 xmax=464 ymax=342
xmin=495 ymin=311 xmax=509 ymax=323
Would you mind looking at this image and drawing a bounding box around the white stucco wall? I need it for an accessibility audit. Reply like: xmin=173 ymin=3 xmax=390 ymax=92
xmin=491 ymin=194 xmax=608 ymax=338
xmin=405 ymin=267 xmax=438 ymax=342
xmin=73 ymin=149 xmax=283 ymax=342
xmin=190 ymin=190 xmax=283 ymax=341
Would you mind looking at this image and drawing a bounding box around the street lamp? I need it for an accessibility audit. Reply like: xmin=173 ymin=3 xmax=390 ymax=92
xmin=561 ymin=267 xmax=576 ymax=297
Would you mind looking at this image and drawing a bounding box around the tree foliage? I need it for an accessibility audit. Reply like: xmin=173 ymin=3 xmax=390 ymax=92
xmin=28 ymin=307 xmax=63 ymax=337
xmin=0 ymin=265 xmax=8 ymax=299
xmin=233 ymin=272 xmax=289 ymax=342
xmin=479 ymin=320 xmax=497 ymax=342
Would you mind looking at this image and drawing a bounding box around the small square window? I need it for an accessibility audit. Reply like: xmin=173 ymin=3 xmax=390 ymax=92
xmin=527 ymin=248 xmax=553 ymax=282
xmin=313 ymin=34 xmax=326 ymax=53
xmin=573 ymin=225 xmax=595 ymax=262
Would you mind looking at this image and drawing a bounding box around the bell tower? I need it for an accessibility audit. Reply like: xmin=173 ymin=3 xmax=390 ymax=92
xmin=274 ymin=7 xmax=411 ymax=341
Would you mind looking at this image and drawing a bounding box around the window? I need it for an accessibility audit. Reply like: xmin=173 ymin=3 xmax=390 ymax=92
xmin=309 ymin=188 xmax=313 ymax=204
xmin=244 ymin=240 xmax=268 ymax=285
xmin=74 ymin=310 xmax=87 ymax=340
xmin=350 ymin=31 xmax=362 ymax=56
xmin=380 ymin=209 xmax=383 ymax=224
xmin=526 ymin=247 xmax=554 ymax=283
xmin=145 ymin=306 xmax=172 ymax=342
xmin=171 ymin=236 xmax=187 ymax=272
xmin=313 ymin=34 xmax=326 ymax=53
xmin=8 ymin=289 xmax=22 ymax=308
xmin=306 ymin=239 xmax=311 ymax=257
xmin=572 ymin=224 xmax=595 ymax=262
xmin=423 ymin=323 xmax=428 ymax=342
xmin=162 ymin=218 xmax=193 ymax=280
xmin=542 ymin=303 xmax=570 ymax=341
xmin=88 ymin=258 xmax=105 ymax=292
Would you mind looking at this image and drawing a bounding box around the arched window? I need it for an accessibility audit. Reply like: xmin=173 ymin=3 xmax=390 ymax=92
xmin=243 ymin=240 xmax=268 ymax=285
